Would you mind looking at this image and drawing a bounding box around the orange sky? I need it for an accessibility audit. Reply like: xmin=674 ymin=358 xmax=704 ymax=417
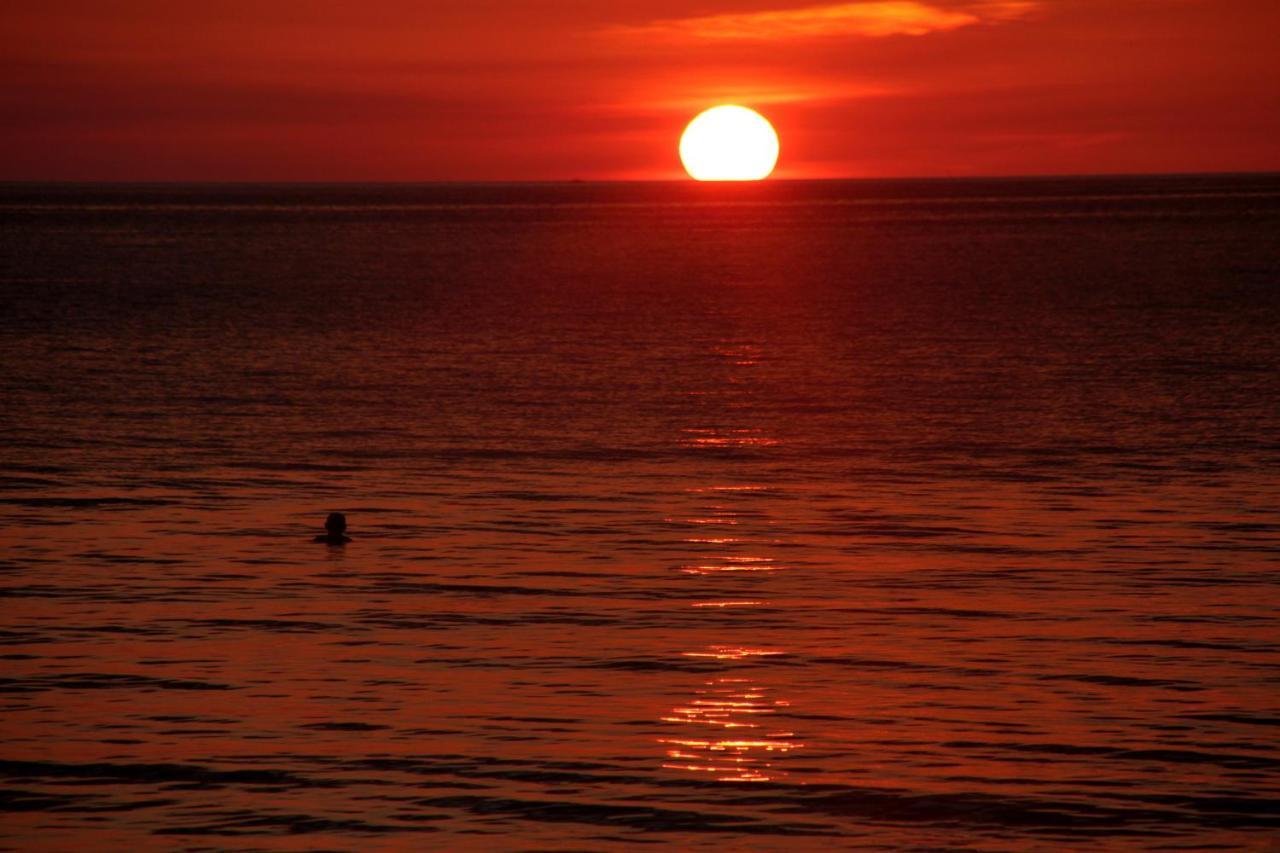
xmin=3 ymin=0 xmax=1278 ymax=181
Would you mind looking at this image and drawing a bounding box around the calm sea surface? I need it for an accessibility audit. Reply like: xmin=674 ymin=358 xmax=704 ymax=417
xmin=1 ymin=176 xmax=1278 ymax=850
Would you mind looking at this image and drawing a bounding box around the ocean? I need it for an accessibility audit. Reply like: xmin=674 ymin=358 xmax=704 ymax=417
xmin=1 ymin=175 xmax=1278 ymax=849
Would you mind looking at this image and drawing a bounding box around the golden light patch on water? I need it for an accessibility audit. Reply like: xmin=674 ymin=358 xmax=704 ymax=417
xmin=712 ymin=343 xmax=765 ymax=366
xmin=667 ymin=516 xmax=740 ymax=525
xmin=660 ymin=676 xmax=804 ymax=782
xmin=681 ymin=646 xmax=784 ymax=661
xmin=685 ymin=485 xmax=770 ymax=493
xmin=679 ymin=556 xmax=780 ymax=574
xmin=682 ymin=428 xmax=779 ymax=448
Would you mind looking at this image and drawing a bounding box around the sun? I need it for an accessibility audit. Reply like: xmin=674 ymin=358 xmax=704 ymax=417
xmin=679 ymin=105 xmax=779 ymax=182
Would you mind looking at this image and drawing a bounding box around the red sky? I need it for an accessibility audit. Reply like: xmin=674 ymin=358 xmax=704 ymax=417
xmin=3 ymin=0 xmax=1278 ymax=180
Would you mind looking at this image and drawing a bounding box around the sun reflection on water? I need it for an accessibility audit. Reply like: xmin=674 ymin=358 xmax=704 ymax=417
xmin=667 ymin=515 xmax=741 ymax=526
xmin=681 ymin=646 xmax=784 ymax=661
xmin=681 ymin=428 xmax=779 ymax=448
xmin=660 ymin=676 xmax=804 ymax=782
xmin=660 ymin=337 xmax=803 ymax=782
xmin=686 ymin=485 xmax=771 ymax=493
xmin=680 ymin=555 xmax=781 ymax=575
xmin=712 ymin=342 xmax=765 ymax=366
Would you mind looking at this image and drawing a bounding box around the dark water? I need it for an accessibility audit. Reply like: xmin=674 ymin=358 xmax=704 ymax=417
xmin=1 ymin=175 xmax=1278 ymax=849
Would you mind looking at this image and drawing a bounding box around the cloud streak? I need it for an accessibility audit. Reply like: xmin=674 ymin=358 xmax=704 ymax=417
xmin=611 ymin=1 xmax=1034 ymax=41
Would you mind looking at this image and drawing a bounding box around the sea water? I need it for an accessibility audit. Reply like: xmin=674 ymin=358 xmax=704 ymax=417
xmin=1 ymin=175 xmax=1278 ymax=849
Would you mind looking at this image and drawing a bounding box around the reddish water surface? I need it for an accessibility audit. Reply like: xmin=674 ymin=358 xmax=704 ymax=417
xmin=1 ymin=176 xmax=1278 ymax=849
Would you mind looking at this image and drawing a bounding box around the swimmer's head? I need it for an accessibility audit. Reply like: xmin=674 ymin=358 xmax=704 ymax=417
xmin=325 ymin=512 xmax=347 ymax=535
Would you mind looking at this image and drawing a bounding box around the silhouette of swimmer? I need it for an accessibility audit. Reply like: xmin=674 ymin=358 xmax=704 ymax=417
xmin=314 ymin=512 xmax=352 ymax=545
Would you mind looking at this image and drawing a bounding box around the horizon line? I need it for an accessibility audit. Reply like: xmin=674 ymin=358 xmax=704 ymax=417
xmin=1 ymin=169 xmax=1277 ymax=188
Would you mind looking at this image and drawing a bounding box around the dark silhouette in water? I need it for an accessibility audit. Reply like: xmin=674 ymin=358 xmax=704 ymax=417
xmin=314 ymin=512 xmax=352 ymax=545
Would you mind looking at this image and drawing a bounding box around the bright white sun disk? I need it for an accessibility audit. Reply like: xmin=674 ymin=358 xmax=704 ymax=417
xmin=679 ymin=105 xmax=779 ymax=181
